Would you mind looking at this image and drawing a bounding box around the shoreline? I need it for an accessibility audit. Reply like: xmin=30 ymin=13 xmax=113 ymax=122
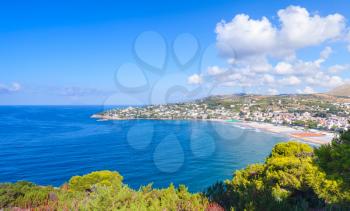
xmin=232 ymin=121 xmax=334 ymax=145
xmin=91 ymin=115 xmax=335 ymax=145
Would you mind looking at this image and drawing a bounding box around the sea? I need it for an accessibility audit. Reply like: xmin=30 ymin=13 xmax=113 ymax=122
xmin=0 ymin=106 xmax=286 ymax=192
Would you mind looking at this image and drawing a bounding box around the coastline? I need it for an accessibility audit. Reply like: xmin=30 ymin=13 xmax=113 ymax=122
xmin=232 ymin=121 xmax=334 ymax=145
xmin=91 ymin=115 xmax=335 ymax=145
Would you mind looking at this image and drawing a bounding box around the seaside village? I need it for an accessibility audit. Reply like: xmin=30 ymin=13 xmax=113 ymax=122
xmin=96 ymin=95 xmax=350 ymax=132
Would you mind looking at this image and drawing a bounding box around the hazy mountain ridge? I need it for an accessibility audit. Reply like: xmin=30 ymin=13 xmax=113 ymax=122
xmin=198 ymin=92 xmax=350 ymax=104
xmin=328 ymin=84 xmax=350 ymax=97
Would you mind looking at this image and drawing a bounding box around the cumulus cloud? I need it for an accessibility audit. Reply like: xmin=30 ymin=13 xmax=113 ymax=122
xmin=275 ymin=62 xmax=293 ymax=75
xmin=207 ymin=66 xmax=225 ymax=76
xmin=268 ymin=88 xmax=279 ymax=95
xmin=187 ymin=74 xmax=203 ymax=85
xmin=279 ymin=76 xmax=301 ymax=86
xmin=262 ymin=74 xmax=275 ymax=85
xmin=297 ymin=86 xmax=316 ymax=94
xmin=272 ymin=46 xmax=333 ymax=76
xmin=328 ymin=64 xmax=349 ymax=73
xmin=306 ymin=72 xmax=344 ymax=88
xmin=216 ymin=14 xmax=277 ymax=59
xmin=204 ymin=6 xmax=350 ymax=94
xmin=0 ymin=82 xmax=21 ymax=94
xmin=278 ymin=7 xmax=345 ymax=48
xmin=216 ymin=6 xmax=345 ymax=61
xmin=344 ymin=29 xmax=350 ymax=52
xmin=320 ymin=46 xmax=333 ymax=60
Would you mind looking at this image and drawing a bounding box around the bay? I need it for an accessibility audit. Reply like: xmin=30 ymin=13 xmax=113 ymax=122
xmin=0 ymin=106 xmax=285 ymax=192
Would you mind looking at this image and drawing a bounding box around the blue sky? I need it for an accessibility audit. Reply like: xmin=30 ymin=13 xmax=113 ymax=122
xmin=1 ymin=0 xmax=350 ymax=105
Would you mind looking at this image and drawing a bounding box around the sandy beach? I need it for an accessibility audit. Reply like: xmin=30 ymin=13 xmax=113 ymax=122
xmin=233 ymin=121 xmax=335 ymax=145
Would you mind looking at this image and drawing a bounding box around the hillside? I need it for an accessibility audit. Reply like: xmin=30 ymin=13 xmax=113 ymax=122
xmin=95 ymin=93 xmax=350 ymax=131
xmin=328 ymin=84 xmax=350 ymax=97
xmin=200 ymin=93 xmax=350 ymax=106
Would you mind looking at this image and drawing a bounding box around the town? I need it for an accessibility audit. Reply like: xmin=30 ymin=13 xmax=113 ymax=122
xmin=93 ymin=94 xmax=350 ymax=132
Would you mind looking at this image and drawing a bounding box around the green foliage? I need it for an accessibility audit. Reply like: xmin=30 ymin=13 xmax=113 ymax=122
xmin=315 ymin=130 xmax=350 ymax=184
xmin=269 ymin=141 xmax=313 ymax=158
xmin=230 ymin=142 xmax=323 ymax=210
xmin=305 ymin=120 xmax=318 ymax=129
xmin=206 ymin=141 xmax=350 ymax=210
xmin=291 ymin=120 xmax=319 ymax=128
xmin=0 ymin=181 xmax=53 ymax=208
xmin=292 ymin=120 xmax=305 ymax=126
xmin=78 ymin=183 xmax=208 ymax=210
xmin=0 ymin=171 xmax=208 ymax=210
xmin=68 ymin=170 xmax=123 ymax=192
xmin=314 ymin=130 xmax=350 ymax=206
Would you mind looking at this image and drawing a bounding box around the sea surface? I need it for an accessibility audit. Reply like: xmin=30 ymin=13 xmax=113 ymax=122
xmin=0 ymin=106 xmax=286 ymax=192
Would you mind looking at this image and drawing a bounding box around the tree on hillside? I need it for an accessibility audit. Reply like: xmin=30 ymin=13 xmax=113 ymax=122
xmin=206 ymin=140 xmax=350 ymax=210
xmin=206 ymin=142 xmax=326 ymax=210
xmin=315 ymin=129 xmax=350 ymax=184
xmin=314 ymin=127 xmax=350 ymax=206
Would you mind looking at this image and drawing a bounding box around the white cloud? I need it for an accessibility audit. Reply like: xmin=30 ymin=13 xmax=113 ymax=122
xmin=320 ymin=46 xmax=333 ymax=60
xmin=11 ymin=83 xmax=21 ymax=91
xmin=206 ymin=5 xmax=350 ymax=94
xmin=279 ymin=76 xmax=301 ymax=86
xmin=275 ymin=62 xmax=293 ymax=75
xmin=328 ymin=64 xmax=349 ymax=73
xmin=0 ymin=82 xmax=21 ymax=93
xmin=294 ymin=61 xmax=321 ymax=75
xmin=328 ymin=76 xmax=344 ymax=87
xmin=343 ymin=28 xmax=350 ymax=52
xmin=207 ymin=66 xmax=225 ymax=75
xmin=187 ymin=74 xmax=203 ymax=85
xmin=306 ymin=72 xmax=344 ymax=88
xmin=268 ymin=88 xmax=279 ymax=95
xmin=216 ymin=14 xmax=277 ymax=59
xmin=278 ymin=6 xmax=345 ymax=48
xmin=297 ymin=86 xmax=316 ymax=94
xmin=227 ymin=73 xmax=244 ymax=81
xmin=273 ymin=46 xmax=332 ymax=76
xmin=247 ymin=57 xmax=273 ymax=73
xmin=262 ymin=74 xmax=275 ymax=84
xmin=216 ymin=6 xmax=345 ymax=61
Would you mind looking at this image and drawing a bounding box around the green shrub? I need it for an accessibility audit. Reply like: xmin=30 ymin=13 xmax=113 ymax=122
xmin=0 ymin=181 xmax=53 ymax=208
xmin=207 ymin=142 xmax=326 ymax=210
xmin=314 ymin=130 xmax=350 ymax=207
xmin=0 ymin=172 xmax=208 ymax=210
xmin=68 ymin=170 xmax=123 ymax=192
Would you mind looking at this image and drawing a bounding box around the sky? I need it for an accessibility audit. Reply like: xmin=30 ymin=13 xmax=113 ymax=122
xmin=1 ymin=0 xmax=350 ymax=105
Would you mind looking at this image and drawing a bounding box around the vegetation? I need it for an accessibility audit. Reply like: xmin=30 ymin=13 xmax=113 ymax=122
xmin=0 ymin=171 xmax=208 ymax=210
xmin=206 ymin=130 xmax=350 ymax=210
xmin=1 ymin=130 xmax=350 ymax=210
xmin=291 ymin=120 xmax=318 ymax=129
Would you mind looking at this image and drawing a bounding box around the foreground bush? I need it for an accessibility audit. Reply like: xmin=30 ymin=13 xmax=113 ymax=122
xmin=0 ymin=171 xmax=209 ymax=210
xmin=0 ymin=181 xmax=54 ymax=208
xmin=68 ymin=170 xmax=123 ymax=192
xmin=206 ymin=134 xmax=350 ymax=210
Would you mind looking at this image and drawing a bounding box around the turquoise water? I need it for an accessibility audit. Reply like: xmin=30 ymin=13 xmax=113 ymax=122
xmin=0 ymin=106 xmax=285 ymax=192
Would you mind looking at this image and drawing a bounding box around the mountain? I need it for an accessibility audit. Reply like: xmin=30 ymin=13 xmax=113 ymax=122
xmin=328 ymin=84 xmax=350 ymax=97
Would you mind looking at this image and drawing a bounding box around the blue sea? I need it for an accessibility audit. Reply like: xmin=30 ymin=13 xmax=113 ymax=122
xmin=0 ymin=106 xmax=286 ymax=192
